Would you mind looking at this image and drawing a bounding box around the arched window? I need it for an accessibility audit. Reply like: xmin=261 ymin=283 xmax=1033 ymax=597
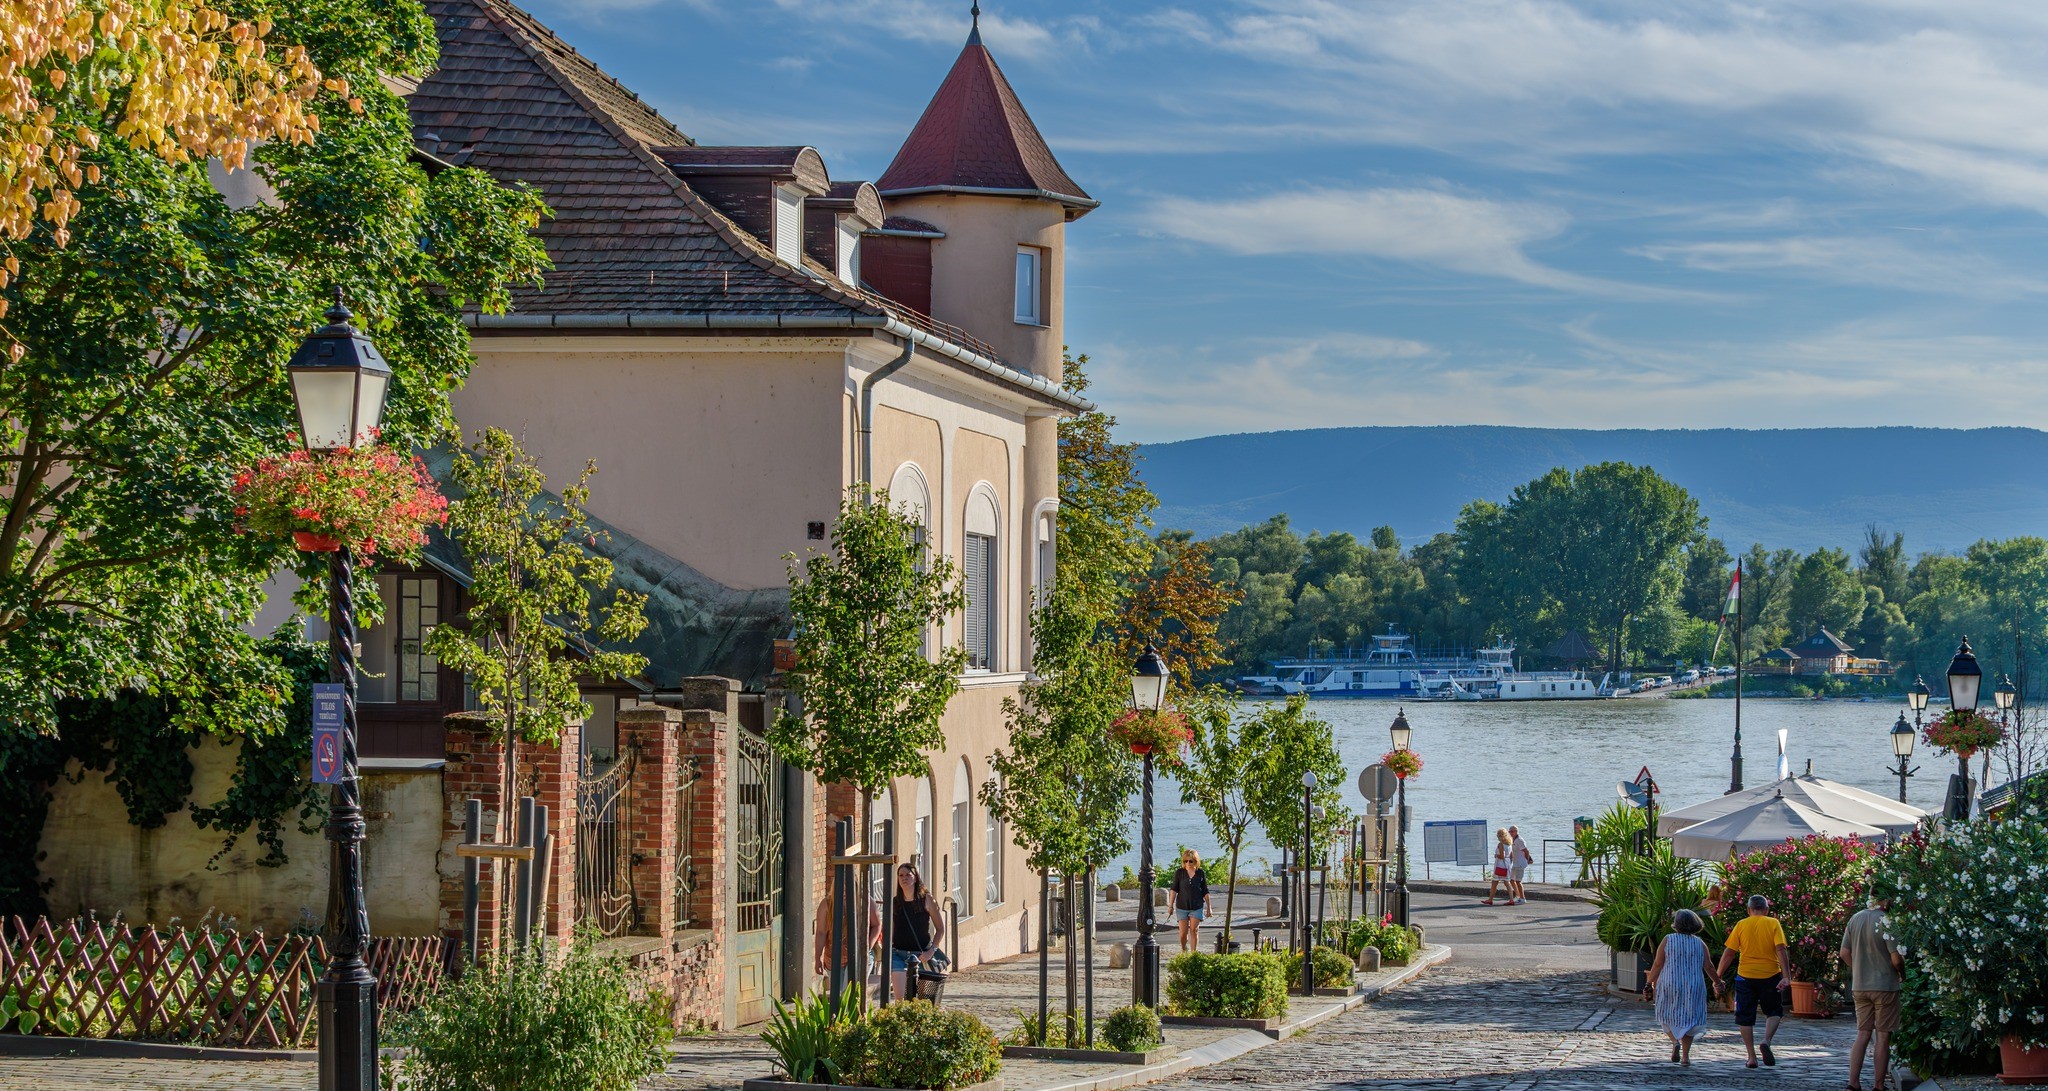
xmin=964 ymin=487 xmax=1001 ymax=671
xmin=870 ymin=784 xmax=895 ymax=903
xmin=887 ymin=462 xmax=931 ymax=542
xmin=951 ymin=759 xmax=971 ymax=915
xmin=1034 ymin=509 xmax=1056 ymax=602
xmin=983 ymin=772 xmax=1005 ymax=908
xmin=914 ymin=777 xmax=936 ymax=890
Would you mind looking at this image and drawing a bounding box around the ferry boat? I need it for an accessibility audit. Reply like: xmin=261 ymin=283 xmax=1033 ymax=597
xmin=1495 ymin=672 xmax=1605 ymax=700
xmin=1236 ymin=630 xmax=1516 ymax=699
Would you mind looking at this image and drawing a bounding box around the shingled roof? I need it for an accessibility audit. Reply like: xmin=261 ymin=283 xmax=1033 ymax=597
xmin=876 ymin=24 xmax=1095 ymax=213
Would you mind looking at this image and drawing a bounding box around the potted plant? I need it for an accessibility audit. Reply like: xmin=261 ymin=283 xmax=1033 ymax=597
xmin=234 ymin=441 xmax=446 ymax=556
xmin=1110 ymin=708 xmax=1191 ymax=757
xmin=1380 ymin=748 xmax=1423 ymax=780
xmin=1924 ymin=708 xmax=2006 ymax=762
xmin=1712 ymin=834 xmax=1880 ymax=1016
xmin=1871 ymin=795 xmax=2048 ymax=1081
xmin=1594 ymin=844 xmax=1713 ymax=995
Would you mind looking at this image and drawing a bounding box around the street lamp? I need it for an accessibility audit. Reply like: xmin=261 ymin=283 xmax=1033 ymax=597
xmin=1908 ymin=676 xmax=1931 ymax=727
xmin=1995 ymin=674 xmax=2017 ymax=715
xmin=1944 ymin=639 xmax=1981 ymax=822
xmin=290 ymin=293 xmax=389 ymax=1091
xmin=1130 ymin=645 xmax=1169 ymax=1010
xmin=1389 ymin=708 xmax=1412 ymax=930
xmin=1889 ymin=711 xmax=1917 ymax=804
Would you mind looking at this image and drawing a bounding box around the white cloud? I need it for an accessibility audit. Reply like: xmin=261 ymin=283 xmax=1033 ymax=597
xmin=1143 ymin=186 xmax=1692 ymax=297
xmin=1633 ymin=234 xmax=2048 ymax=295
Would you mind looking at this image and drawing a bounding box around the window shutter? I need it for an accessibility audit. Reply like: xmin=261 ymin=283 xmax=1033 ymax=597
xmin=964 ymin=533 xmax=990 ymax=669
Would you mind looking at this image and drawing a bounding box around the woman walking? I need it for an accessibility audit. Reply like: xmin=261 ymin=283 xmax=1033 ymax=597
xmin=889 ymin=863 xmax=945 ymax=1001
xmin=1170 ymin=850 xmax=1212 ymax=953
xmin=1646 ymin=909 xmax=1720 ymax=1066
xmin=1484 ymin=829 xmax=1511 ymax=905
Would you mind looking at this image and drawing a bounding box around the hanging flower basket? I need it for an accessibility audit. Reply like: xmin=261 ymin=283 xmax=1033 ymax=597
xmin=1381 ymin=749 xmax=1423 ymax=780
xmin=1110 ymin=709 xmax=1191 ymax=757
xmin=1924 ymin=708 xmax=2005 ymax=760
xmin=235 ymin=442 xmax=447 ymax=559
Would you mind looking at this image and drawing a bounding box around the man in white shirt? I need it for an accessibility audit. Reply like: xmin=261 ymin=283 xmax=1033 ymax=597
xmin=1507 ymin=827 xmax=1533 ymax=904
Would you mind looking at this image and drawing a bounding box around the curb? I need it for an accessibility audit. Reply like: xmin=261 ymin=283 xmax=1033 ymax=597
xmin=0 ymin=1036 xmax=317 ymax=1062
xmin=1406 ymin=881 xmax=1594 ymax=904
xmin=1027 ymin=944 xmax=1450 ymax=1091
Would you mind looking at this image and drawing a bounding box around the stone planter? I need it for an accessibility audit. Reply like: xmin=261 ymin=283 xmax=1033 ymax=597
xmin=1609 ymin=947 xmax=1648 ymax=994
xmin=1160 ymin=1013 xmax=1284 ymax=1033
xmin=1001 ymin=1045 xmax=1170 ymax=1065
xmin=2001 ymin=1035 xmax=2048 ymax=1085
xmin=745 ymin=1079 xmax=1002 ymax=1091
xmin=1288 ymin=983 xmax=1361 ymax=997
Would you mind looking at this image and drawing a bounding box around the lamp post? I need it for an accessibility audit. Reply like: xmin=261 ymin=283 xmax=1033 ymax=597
xmin=1130 ymin=644 xmax=1169 ymax=1010
xmin=1889 ymin=712 xmax=1917 ymax=804
xmin=1389 ymin=708 xmax=1412 ymax=930
xmin=1908 ymin=676 xmax=1930 ymax=732
xmin=289 ymin=293 xmax=391 ymax=1091
xmin=1943 ymin=639 xmax=1981 ymax=822
xmin=1298 ymin=770 xmax=1318 ymax=995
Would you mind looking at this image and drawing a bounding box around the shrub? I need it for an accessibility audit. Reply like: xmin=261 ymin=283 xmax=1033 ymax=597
xmin=1871 ymin=801 xmax=2048 ymax=1069
xmin=764 ymin=984 xmax=863 ymax=1083
xmin=1331 ymin=915 xmax=1418 ymax=963
xmin=1594 ymin=843 xmax=1713 ymax=955
xmin=1282 ymin=945 xmax=1354 ymax=989
xmin=1100 ymin=1004 xmax=1162 ymax=1053
xmin=1164 ymin=951 xmax=1288 ymax=1019
xmin=1712 ymin=834 xmax=1878 ymax=1007
xmin=831 ymin=1000 xmax=1001 ymax=1089
xmin=385 ymin=937 xmax=671 ymax=1091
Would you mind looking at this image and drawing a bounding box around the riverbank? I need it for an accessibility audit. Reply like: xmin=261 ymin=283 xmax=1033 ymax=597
xmin=1673 ymin=674 xmax=1900 ymax=700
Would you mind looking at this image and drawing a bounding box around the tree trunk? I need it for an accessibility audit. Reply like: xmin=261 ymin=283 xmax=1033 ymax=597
xmin=1223 ymin=841 xmax=1241 ymax=946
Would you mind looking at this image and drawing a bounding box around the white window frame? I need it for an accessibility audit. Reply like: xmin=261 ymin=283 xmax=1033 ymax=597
xmin=984 ymin=773 xmax=1004 ymax=908
xmin=951 ymin=758 xmax=971 ymax=916
xmin=836 ymin=216 xmax=861 ymax=283
xmin=774 ymin=183 xmax=805 ymax=266
xmin=1014 ymin=246 xmax=1042 ymax=325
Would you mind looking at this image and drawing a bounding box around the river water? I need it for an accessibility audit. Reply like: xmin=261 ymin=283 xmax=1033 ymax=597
xmin=1113 ymin=696 xmax=1930 ymax=878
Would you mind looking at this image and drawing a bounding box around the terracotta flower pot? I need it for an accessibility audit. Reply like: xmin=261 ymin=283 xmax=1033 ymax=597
xmin=1129 ymin=742 xmax=1153 ymax=756
xmin=293 ymin=530 xmax=342 ymax=552
xmin=2002 ymin=1036 xmax=2048 ymax=1085
xmin=1788 ymin=979 xmax=1830 ymax=1018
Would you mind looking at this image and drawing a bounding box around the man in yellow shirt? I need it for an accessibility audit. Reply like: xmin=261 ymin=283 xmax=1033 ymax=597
xmin=1717 ymin=894 xmax=1794 ymax=1068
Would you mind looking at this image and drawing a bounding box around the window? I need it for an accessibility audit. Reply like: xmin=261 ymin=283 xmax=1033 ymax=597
xmin=774 ymin=184 xmax=804 ymax=266
xmin=964 ymin=489 xmax=1000 ymax=671
xmin=360 ymin=573 xmax=441 ymax=703
xmin=951 ymin=759 xmax=971 ymax=914
xmin=1034 ymin=511 xmax=1055 ymax=604
xmin=984 ymin=773 xmax=1004 ymax=907
xmin=1013 ymin=246 xmax=1042 ymax=325
xmin=914 ymin=778 xmax=935 ymax=890
xmin=836 ymin=217 xmax=861 ymax=283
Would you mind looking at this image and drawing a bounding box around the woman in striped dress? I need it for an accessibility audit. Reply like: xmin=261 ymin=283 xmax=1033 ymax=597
xmin=1646 ymin=909 xmax=1720 ymax=1066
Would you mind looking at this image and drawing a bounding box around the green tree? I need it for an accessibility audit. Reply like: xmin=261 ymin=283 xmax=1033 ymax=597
xmin=428 ymin=428 xmax=648 ymax=799
xmin=1680 ymin=537 xmax=1734 ymax=621
xmin=1243 ymin=696 xmax=1347 ymax=861
xmin=772 ymin=487 xmax=966 ymax=806
xmin=1053 ymin=355 xmax=1154 ymax=618
xmin=1168 ymin=690 xmax=1269 ymax=944
xmin=1786 ymin=548 xmax=1865 ymax=639
xmin=1208 ymin=514 xmax=1306 ymax=581
xmin=1739 ymin=545 xmax=1800 ymax=655
xmin=1858 ymin=524 xmax=1909 ymax=606
xmin=0 ymin=1 xmax=547 ymax=736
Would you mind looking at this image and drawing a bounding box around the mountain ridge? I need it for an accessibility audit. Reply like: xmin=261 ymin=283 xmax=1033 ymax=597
xmin=1136 ymin=425 xmax=2048 ymax=555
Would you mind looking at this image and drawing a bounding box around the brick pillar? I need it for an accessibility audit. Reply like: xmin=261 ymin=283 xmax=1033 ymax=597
xmin=677 ymin=708 xmax=728 ymax=942
xmin=439 ymin=710 xmax=580 ymax=956
xmin=617 ymin=705 xmax=681 ymax=936
xmin=516 ymin=718 xmax=580 ymax=948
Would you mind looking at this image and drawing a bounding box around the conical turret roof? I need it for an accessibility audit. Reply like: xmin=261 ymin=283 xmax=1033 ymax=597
xmin=877 ymin=26 xmax=1095 ymax=214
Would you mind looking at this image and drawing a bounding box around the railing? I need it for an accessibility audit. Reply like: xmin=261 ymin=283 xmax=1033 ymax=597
xmin=733 ymin=729 xmax=784 ymax=935
xmin=0 ymin=917 xmax=445 ymax=1049
xmin=575 ymin=749 xmax=637 ymax=938
xmin=1539 ymin=839 xmax=1590 ymax=886
xmin=674 ymin=753 xmax=703 ymax=930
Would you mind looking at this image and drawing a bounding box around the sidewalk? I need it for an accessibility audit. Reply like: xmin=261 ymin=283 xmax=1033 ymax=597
xmin=0 ymin=939 xmax=1451 ymax=1091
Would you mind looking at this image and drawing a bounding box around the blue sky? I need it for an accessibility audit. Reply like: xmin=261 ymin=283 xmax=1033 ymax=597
xmin=523 ymin=0 xmax=2048 ymax=443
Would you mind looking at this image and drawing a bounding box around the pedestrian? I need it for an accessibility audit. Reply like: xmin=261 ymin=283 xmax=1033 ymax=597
xmin=1171 ymin=849 xmax=1213 ymax=953
xmin=811 ymin=874 xmax=882 ymax=980
xmin=889 ymin=862 xmax=946 ymax=1001
xmin=1716 ymin=893 xmax=1794 ymax=1068
xmin=1507 ymin=825 xmax=1533 ymax=904
xmin=1485 ymin=828 xmax=1511 ymax=905
xmin=1645 ymin=909 xmax=1721 ymax=1066
xmin=1841 ymin=896 xmax=1906 ymax=1090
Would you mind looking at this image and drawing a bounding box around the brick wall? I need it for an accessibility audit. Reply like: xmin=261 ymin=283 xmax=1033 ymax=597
xmin=438 ymin=711 xmax=579 ymax=956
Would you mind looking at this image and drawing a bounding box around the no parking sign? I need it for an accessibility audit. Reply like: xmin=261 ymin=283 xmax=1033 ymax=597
xmin=311 ymin=682 xmax=345 ymax=785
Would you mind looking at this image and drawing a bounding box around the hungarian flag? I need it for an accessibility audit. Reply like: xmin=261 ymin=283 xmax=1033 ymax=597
xmin=1711 ymin=566 xmax=1741 ymax=659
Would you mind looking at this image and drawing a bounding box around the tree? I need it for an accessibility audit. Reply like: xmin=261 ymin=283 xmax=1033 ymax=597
xmin=1121 ymin=532 xmax=1238 ymax=682
xmin=1858 ymin=524 xmax=1908 ymax=606
xmin=428 ymin=428 xmax=649 ymax=812
xmin=1053 ymin=354 xmax=1153 ymax=618
xmin=1243 ymin=696 xmax=1347 ymax=863
xmin=1679 ymin=537 xmax=1734 ymax=621
xmin=1168 ymin=690 xmax=1267 ymax=944
xmin=1786 ymin=548 xmax=1865 ymax=638
xmin=771 ymin=487 xmax=966 ymax=804
xmin=0 ymin=0 xmax=547 ymax=736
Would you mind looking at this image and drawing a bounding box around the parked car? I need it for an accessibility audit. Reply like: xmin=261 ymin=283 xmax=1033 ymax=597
xmin=1681 ymin=669 xmax=1701 ymax=684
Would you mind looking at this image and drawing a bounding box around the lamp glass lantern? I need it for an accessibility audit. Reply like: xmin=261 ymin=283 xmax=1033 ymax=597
xmin=1946 ymin=639 xmax=1982 ymax=713
xmin=1389 ymin=709 xmax=1412 ymax=752
xmin=288 ymin=297 xmax=392 ymax=452
xmin=1995 ymin=674 xmax=2018 ymax=712
xmin=1890 ymin=713 xmax=1916 ymax=758
xmin=1908 ymin=676 xmax=1931 ymax=713
xmin=1131 ymin=645 xmax=1169 ymax=712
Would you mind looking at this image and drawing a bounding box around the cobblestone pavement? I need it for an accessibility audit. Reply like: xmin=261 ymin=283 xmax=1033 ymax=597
xmin=1154 ymin=958 xmax=1861 ymax=1091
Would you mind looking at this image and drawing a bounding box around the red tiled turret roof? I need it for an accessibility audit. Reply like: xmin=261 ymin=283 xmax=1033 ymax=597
xmin=877 ymin=27 xmax=1095 ymax=214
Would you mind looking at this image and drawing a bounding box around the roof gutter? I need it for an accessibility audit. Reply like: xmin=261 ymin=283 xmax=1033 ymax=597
xmin=876 ymin=183 xmax=1100 ymax=211
xmin=463 ymin=311 xmax=1093 ymax=413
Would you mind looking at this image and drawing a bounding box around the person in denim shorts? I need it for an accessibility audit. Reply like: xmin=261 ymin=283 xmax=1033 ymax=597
xmin=1716 ymin=894 xmax=1794 ymax=1068
xmin=1170 ymin=850 xmax=1212 ymax=952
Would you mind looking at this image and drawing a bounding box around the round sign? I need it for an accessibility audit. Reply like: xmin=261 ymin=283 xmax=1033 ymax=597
xmin=1358 ymin=763 xmax=1397 ymax=803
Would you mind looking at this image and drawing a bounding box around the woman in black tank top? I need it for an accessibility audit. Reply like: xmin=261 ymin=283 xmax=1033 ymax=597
xmin=889 ymin=863 xmax=945 ymax=999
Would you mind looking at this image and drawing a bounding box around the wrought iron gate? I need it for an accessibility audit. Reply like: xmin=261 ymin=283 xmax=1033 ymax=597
xmin=732 ymin=728 xmax=784 ymax=1023
xmin=575 ymin=750 xmax=636 ymax=937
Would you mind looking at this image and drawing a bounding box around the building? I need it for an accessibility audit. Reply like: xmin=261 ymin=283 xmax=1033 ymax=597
xmin=1757 ymin=628 xmax=1892 ymax=676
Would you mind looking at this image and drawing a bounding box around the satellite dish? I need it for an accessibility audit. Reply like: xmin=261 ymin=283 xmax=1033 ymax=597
xmin=1617 ymin=780 xmax=1651 ymax=809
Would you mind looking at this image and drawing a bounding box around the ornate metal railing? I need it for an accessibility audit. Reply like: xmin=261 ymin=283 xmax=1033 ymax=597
xmin=733 ymin=729 xmax=784 ymax=934
xmin=674 ymin=753 xmax=703 ymax=930
xmin=575 ymin=750 xmax=637 ymax=938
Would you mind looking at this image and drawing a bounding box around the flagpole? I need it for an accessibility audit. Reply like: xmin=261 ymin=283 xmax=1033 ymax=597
xmin=1730 ymin=558 xmax=1745 ymax=794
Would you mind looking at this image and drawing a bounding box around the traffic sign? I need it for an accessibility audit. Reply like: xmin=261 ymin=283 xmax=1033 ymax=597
xmin=1358 ymin=763 xmax=1398 ymax=803
xmin=311 ymin=682 xmax=345 ymax=785
xmin=1634 ymin=766 xmax=1660 ymax=794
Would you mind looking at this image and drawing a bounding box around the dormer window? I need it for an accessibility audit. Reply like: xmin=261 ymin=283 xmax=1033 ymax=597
xmin=836 ymin=218 xmax=861 ymax=283
xmin=1014 ymin=246 xmax=1043 ymax=325
xmin=774 ymin=184 xmax=805 ymax=266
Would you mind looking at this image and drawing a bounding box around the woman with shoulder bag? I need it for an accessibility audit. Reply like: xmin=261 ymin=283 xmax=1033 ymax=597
xmin=1485 ymin=828 xmax=1511 ymax=905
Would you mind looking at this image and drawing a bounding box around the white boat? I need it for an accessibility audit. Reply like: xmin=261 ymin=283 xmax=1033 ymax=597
xmin=1494 ymin=672 xmax=1603 ymax=700
xmin=1239 ymin=631 xmax=1516 ymax=699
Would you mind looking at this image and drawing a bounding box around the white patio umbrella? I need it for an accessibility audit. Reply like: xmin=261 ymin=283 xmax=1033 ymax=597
xmin=1657 ymin=774 xmax=1927 ymax=838
xmin=1670 ymin=793 xmax=1889 ymax=861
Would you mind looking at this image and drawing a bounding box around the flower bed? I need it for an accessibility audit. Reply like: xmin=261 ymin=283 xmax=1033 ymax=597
xmin=1711 ymin=835 xmax=1879 ymax=1011
xmin=760 ymin=988 xmax=1002 ymax=1090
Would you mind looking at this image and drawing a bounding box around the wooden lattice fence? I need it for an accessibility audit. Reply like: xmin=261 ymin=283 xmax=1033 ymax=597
xmin=0 ymin=917 xmax=447 ymax=1049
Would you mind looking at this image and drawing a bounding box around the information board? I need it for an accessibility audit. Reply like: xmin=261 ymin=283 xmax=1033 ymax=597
xmin=311 ymin=682 xmax=345 ymax=785
xmin=1422 ymin=819 xmax=1490 ymax=867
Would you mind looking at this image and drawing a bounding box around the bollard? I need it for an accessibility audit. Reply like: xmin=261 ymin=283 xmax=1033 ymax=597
xmin=1153 ymin=888 xmax=1168 ymax=908
xmin=1108 ymin=943 xmax=1132 ymax=970
xmin=1104 ymin=884 xmax=1122 ymax=903
xmin=1409 ymin=925 xmax=1426 ymax=949
xmin=1356 ymin=947 xmax=1382 ymax=973
xmin=1265 ymin=896 xmax=1282 ymax=917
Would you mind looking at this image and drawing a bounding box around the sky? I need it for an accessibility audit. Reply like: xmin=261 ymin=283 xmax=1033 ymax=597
xmin=520 ymin=0 xmax=2048 ymax=443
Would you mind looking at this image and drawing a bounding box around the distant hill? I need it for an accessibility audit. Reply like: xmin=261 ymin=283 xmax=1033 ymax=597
xmin=1137 ymin=426 xmax=2048 ymax=555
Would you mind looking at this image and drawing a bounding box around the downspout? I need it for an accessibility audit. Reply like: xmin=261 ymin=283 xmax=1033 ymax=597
xmin=857 ymin=338 xmax=917 ymax=493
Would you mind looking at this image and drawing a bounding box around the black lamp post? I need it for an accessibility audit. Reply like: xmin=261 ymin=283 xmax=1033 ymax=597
xmin=1130 ymin=644 xmax=1170 ymax=1009
xmin=1889 ymin=711 xmax=1917 ymax=804
xmin=1389 ymin=708 xmax=1412 ymax=930
xmin=1908 ymin=676 xmax=1931 ymax=732
xmin=1943 ymin=639 xmax=1981 ymax=823
xmin=289 ymin=293 xmax=391 ymax=1091
xmin=1298 ymin=770 xmax=1318 ymax=994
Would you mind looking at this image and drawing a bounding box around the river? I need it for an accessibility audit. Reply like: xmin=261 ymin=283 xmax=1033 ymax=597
xmin=1113 ymin=695 xmax=1932 ymax=878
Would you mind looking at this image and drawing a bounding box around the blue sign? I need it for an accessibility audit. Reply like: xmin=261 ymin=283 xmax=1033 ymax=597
xmin=311 ymin=683 xmax=345 ymax=785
